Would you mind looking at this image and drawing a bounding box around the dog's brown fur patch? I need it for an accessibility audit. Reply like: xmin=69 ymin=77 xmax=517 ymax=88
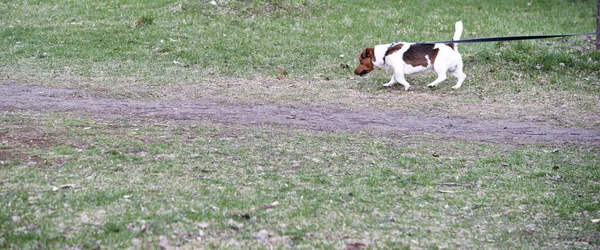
xmin=385 ymin=43 xmax=404 ymax=56
xmin=401 ymin=44 xmax=439 ymax=67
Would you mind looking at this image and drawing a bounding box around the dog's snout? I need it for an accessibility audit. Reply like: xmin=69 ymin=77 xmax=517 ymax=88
xmin=354 ymin=68 xmax=368 ymax=76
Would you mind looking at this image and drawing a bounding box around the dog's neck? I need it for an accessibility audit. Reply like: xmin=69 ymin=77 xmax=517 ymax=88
xmin=373 ymin=44 xmax=393 ymax=67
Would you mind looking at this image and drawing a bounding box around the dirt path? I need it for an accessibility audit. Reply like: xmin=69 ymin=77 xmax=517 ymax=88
xmin=1 ymin=83 xmax=599 ymax=146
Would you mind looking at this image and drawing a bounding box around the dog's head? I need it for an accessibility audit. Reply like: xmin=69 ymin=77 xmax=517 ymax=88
xmin=354 ymin=48 xmax=375 ymax=77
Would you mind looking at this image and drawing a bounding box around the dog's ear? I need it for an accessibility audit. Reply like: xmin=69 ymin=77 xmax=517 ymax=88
xmin=365 ymin=48 xmax=374 ymax=58
xmin=359 ymin=49 xmax=367 ymax=59
xmin=360 ymin=48 xmax=375 ymax=61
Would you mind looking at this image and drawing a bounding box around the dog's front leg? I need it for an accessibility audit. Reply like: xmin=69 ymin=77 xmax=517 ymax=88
xmin=383 ymin=75 xmax=396 ymax=87
xmin=384 ymin=70 xmax=411 ymax=91
xmin=394 ymin=71 xmax=411 ymax=91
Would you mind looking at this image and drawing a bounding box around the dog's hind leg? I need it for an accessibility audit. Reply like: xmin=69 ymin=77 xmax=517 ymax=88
xmin=426 ymin=71 xmax=448 ymax=89
xmin=449 ymin=65 xmax=466 ymax=89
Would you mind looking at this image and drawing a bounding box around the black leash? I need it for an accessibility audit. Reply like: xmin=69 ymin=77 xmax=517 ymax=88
xmin=416 ymin=32 xmax=600 ymax=44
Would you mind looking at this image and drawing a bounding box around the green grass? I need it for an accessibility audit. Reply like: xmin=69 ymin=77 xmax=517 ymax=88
xmin=1 ymin=112 xmax=599 ymax=249
xmin=1 ymin=0 xmax=600 ymax=248
xmin=1 ymin=0 xmax=598 ymax=82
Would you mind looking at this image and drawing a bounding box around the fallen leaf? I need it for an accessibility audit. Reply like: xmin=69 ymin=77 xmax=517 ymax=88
xmin=227 ymin=219 xmax=244 ymax=230
xmin=276 ymin=66 xmax=288 ymax=75
xmin=263 ymin=201 xmax=279 ymax=210
xmin=255 ymin=229 xmax=271 ymax=241
xmin=158 ymin=235 xmax=171 ymax=250
xmin=132 ymin=20 xmax=144 ymax=28
xmin=80 ymin=213 xmax=90 ymax=224
xmin=229 ymin=210 xmax=252 ymax=220
xmin=51 ymin=184 xmax=78 ymax=192
xmin=132 ymin=238 xmax=142 ymax=246
xmin=169 ymin=3 xmax=183 ymax=12
xmin=60 ymin=184 xmax=76 ymax=189
xmin=276 ymin=75 xmax=286 ymax=80
xmin=522 ymin=224 xmax=536 ymax=235
xmin=438 ymin=190 xmax=457 ymax=194
xmin=173 ymin=60 xmax=189 ymax=67
xmin=198 ymin=221 xmax=211 ymax=228
xmin=549 ymin=175 xmax=562 ymax=181
xmin=437 ymin=182 xmax=458 ymax=186
xmin=591 ymin=219 xmax=600 ymax=224
xmin=346 ymin=242 xmax=367 ymax=250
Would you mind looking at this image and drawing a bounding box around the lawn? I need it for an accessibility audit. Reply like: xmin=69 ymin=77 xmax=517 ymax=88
xmin=1 ymin=0 xmax=599 ymax=249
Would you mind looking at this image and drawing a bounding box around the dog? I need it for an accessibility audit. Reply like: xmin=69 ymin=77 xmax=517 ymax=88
xmin=354 ymin=21 xmax=466 ymax=91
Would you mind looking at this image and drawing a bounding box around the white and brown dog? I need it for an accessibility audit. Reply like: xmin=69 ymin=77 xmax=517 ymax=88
xmin=354 ymin=21 xmax=466 ymax=90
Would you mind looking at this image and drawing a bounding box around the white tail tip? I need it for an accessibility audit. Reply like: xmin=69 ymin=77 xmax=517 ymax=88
xmin=453 ymin=21 xmax=463 ymax=41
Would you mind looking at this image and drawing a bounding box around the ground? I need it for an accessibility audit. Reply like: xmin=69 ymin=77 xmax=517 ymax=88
xmin=2 ymin=81 xmax=598 ymax=147
xmin=1 ymin=0 xmax=599 ymax=248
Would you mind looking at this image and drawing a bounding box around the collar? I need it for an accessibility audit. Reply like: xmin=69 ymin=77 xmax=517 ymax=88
xmin=382 ymin=42 xmax=397 ymax=65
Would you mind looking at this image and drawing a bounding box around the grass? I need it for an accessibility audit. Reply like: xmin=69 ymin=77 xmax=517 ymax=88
xmin=1 ymin=112 xmax=599 ymax=249
xmin=1 ymin=0 xmax=600 ymax=248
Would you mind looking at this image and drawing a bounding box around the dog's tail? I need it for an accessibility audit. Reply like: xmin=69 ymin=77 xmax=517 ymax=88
xmin=452 ymin=21 xmax=463 ymax=51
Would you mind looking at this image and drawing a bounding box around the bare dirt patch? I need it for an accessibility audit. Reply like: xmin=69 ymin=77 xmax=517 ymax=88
xmin=1 ymin=82 xmax=598 ymax=146
xmin=0 ymin=130 xmax=55 ymax=166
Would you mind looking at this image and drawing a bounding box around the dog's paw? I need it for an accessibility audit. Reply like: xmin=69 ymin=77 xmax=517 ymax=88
xmin=383 ymin=82 xmax=394 ymax=87
xmin=451 ymin=85 xmax=461 ymax=90
xmin=404 ymin=85 xmax=411 ymax=91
